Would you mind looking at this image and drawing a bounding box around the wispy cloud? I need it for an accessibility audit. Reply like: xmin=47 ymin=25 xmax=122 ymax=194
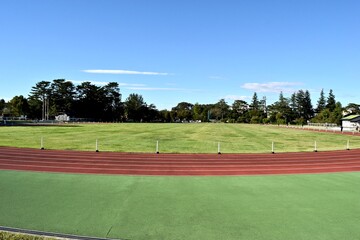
xmin=241 ymin=82 xmax=302 ymax=93
xmin=82 ymin=69 xmax=169 ymax=76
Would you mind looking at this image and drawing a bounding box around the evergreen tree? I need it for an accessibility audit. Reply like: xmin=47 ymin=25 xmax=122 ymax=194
xmin=50 ymin=79 xmax=75 ymax=116
xmin=326 ymin=89 xmax=336 ymax=111
xmin=102 ymin=82 xmax=123 ymax=121
xmin=303 ymin=90 xmax=314 ymax=120
xmin=250 ymin=92 xmax=259 ymax=110
xmin=316 ymin=89 xmax=326 ymax=113
xmin=268 ymin=92 xmax=292 ymax=124
xmin=330 ymin=102 xmax=343 ymax=125
xmin=74 ymin=82 xmax=105 ymax=119
xmin=249 ymin=92 xmax=263 ymax=123
xmin=28 ymin=81 xmax=51 ymax=119
xmin=295 ymin=90 xmax=314 ymax=123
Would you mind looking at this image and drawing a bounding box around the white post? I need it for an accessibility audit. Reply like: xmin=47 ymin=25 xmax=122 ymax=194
xmin=218 ymin=142 xmax=221 ymax=154
xmin=96 ymin=139 xmax=99 ymax=152
xmin=156 ymin=140 xmax=159 ymax=154
xmin=314 ymin=141 xmax=317 ymax=152
xmin=41 ymin=137 xmax=44 ymax=150
xmin=272 ymin=141 xmax=275 ymax=154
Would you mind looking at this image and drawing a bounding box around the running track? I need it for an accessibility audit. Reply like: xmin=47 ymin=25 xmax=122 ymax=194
xmin=1 ymin=147 xmax=360 ymax=176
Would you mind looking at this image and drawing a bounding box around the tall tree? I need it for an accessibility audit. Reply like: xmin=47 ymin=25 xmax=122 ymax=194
xmin=124 ymin=93 xmax=147 ymax=122
xmin=0 ymin=99 xmax=6 ymax=115
xmin=9 ymin=95 xmax=29 ymax=117
xmin=316 ymin=89 xmax=326 ymax=113
xmin=231 ymin=100 xmax=249 ymax=123
xmin=268 ymin=92 xmax=292 ymax=124
xmin=75 ymin=82 xmax=104 ymax=119
xmin=28 ymin=81 xmax=51 ymax=119
xmin=193 ymin=103 xmax=203 ymax=121
xmin=102 ymin=82 xmax=123 ymax=121
xmin=250 ymin=92 xmax=259 ymax=110
xmin=295 ymin=90 xmax=314 ymax=123
xmin=213 ymin=99 xmax=229 ymax=120
xmin=330 ymin=102 xmax=343 ymax=125
xmin=50 ymin=79 xmax=75 ymax=115
xmin=172 ymin=102 xmax=194 ymax=121
xmin=303 ymin=90 xmax=314 ymax=120
xmin=249 ymin=92 xmax=265 ymax=123
xmin=326 ymin=89 xmax=336 ymax=111
xmin=289 ymin=92 xmax=297 ymax=112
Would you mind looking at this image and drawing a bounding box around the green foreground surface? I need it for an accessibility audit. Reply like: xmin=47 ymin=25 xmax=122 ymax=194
xmin=0 ymin=123 xmax=359 ymax=153
xmin=1 ymin=170 xmax=360 ymax=240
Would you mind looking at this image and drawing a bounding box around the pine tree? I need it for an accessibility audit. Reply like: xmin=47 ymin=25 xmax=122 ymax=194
xmin=326 ymin=89 xmax=336 ymax=111
xmin=316 ymin=89 xmax=326 ymax=113
xmin=250 ymin=92 xmax=259 ymax=110
xmin=303 ymin=90 xmax=314 ymax=120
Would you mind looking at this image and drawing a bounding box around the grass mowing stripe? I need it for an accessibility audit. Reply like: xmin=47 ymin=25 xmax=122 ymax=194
xmin=0 ymin=123 xmax=359 ymax=153
xmin=1 ymin=170 xmax=360 ymax=240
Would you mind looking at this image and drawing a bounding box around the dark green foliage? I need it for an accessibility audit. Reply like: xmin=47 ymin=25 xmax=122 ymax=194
xmin=326 ymin=89 xmax=336 ymax=111
xmin=268 ymin=92 xmax=292 ymax=124
xmin=171 ymin=102 xmax=194 ymax=121
xmin=8 ymin=95 xmax=29 ymax=117
xmin=316 ymin=89 xmax=326 ymax=113
xmin=2 ymin=80 xmax=357 ymax=125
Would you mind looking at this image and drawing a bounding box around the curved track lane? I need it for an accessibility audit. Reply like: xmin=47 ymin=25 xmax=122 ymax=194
xmin=1 ymin=147 xmax=360 ymax=176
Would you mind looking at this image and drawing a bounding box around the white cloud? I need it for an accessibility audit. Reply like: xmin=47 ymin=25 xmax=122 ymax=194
xmin=241 ymin=82 xmax=302 ymax=93
xmin=82 ymin=69 xmax=169 ymax=76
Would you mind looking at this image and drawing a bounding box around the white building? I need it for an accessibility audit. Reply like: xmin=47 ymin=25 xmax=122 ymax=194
xmin=341 ymin=115 xmax=360 ymax=129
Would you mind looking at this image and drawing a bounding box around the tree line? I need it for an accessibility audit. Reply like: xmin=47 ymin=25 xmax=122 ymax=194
xmin=1 ymin=79 xmax=359 ymax=125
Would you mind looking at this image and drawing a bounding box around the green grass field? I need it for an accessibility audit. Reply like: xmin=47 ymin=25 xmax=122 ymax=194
xmin=0 ymin=123 xmax=359 ymax=153
xmin=1 ymin=170 xmax=360 ymax=240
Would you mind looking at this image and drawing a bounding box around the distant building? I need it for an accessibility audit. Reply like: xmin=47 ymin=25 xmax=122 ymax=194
xmin=341 ymin=115 xmax=360 ymax=129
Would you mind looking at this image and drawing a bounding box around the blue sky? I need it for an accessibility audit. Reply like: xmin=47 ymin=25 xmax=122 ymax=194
xmin=1 ymin=0 xmax=359 ymax=110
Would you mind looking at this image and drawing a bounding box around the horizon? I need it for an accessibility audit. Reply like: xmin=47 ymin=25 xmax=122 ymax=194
xmin=1 ymin=0 xmax=359 ymax=110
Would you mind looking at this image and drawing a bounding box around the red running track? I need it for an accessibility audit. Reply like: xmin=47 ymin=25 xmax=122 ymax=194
xmin=1 ymin=146 xmax=360 ymax=176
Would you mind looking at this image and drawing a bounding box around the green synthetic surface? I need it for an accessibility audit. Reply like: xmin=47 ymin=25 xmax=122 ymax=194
xmin=1 ymin=170 xmax=360 ymax=240
xmin=0 ymin=123 xmax=359 ymax=153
